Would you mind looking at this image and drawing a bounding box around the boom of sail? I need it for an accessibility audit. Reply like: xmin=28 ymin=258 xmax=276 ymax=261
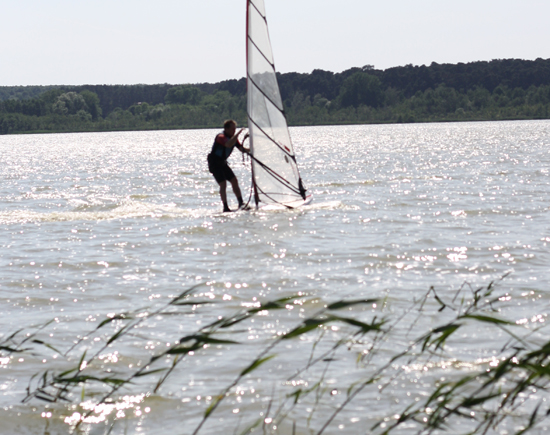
xmin=246 ymin=0 xmax=308 ymax=207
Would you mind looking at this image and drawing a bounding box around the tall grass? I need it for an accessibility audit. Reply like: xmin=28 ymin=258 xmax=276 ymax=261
xmin=1 ymin=275 xmax=548 ymax=434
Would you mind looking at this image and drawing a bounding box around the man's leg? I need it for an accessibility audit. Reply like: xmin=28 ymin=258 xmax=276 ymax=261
xmin=229 ymin=177 xmax=244 ymax=208
xmin=218 ymin=181 xmax=231 ymax=212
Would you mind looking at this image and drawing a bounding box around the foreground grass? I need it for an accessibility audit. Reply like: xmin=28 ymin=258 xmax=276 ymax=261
xmin=2 ymin=275 xmax=549 ymax=434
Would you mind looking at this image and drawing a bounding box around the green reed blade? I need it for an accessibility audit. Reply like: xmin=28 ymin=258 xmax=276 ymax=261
xmin=326 ymin=299 xmax=379 ymax=310
xmin=240 ymin=355 xmax=276 ymax=377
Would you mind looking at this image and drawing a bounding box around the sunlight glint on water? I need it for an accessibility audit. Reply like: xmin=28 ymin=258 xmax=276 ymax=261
xmin=1 ymin=121 xmax=549 ymax=434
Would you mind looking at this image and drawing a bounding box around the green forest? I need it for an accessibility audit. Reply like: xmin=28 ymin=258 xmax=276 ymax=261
xmin=1 ymin=58 xmax=550 ymax=135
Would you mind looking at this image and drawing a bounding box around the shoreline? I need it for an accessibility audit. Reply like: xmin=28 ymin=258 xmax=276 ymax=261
xmin=2 ymin=114 xmax=549 ymax=137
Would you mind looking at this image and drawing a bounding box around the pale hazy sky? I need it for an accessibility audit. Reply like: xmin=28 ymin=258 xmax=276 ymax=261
xmin=2 ymin=0 xmax=550 ymax=86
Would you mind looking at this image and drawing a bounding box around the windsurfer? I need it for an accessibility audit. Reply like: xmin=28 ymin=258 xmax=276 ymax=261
xmin=207 ymin=119 xmax=250 ymax=212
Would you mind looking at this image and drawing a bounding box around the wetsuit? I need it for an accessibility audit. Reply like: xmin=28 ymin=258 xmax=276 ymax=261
xmin=207 ymin=132 xmax=240 ymax=183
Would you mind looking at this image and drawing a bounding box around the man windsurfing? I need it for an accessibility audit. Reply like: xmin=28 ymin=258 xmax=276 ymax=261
xmin=207 ymin=119 xmax=250 ymax=212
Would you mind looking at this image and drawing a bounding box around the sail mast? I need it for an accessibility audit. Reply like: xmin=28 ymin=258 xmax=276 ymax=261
xmin=246 ymin=0 xmax=260 ymax=207
xmin=246 ymin=0 xmax=308 ymax=207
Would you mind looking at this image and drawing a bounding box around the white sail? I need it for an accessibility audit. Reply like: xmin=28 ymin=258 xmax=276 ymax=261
xmin=246 ymin=0 xmax=308 ymax=207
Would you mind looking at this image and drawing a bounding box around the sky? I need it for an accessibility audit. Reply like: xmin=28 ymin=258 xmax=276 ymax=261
xmin=2 ymin=0 xmax=550 ymax=87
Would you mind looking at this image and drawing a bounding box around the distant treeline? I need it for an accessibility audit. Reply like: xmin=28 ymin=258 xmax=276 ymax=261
xmin=1 ymin=58 xmax=550 ymax=135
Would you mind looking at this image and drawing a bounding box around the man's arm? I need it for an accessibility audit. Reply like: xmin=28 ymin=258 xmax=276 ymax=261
xmin=237 ymin=133 xmax=250 ymax=153
xmin=222 ymin=129 xmax=244 ymax=148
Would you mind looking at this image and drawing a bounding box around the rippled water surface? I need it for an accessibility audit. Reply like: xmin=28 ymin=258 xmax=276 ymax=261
xmin=1 ymin=121 xmax=549 ymax=434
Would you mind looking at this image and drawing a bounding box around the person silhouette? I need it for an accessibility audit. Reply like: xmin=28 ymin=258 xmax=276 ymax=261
xmin=207 ymin=119 xmax=249 ymax=212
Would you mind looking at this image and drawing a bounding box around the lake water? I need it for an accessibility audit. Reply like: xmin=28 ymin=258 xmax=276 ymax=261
xmin=1 ymin=121 xmax=549 ymax=434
